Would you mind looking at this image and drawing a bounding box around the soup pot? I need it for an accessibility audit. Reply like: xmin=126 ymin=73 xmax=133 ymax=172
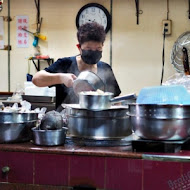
xmin=79 ymin=92 xmax=136 ymax=110
xmin=64 ymin=104 xmax=132 ymax=140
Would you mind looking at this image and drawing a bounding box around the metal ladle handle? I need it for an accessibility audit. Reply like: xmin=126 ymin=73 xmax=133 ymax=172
xmin=110 ymin=93 xmax=137 ymax=103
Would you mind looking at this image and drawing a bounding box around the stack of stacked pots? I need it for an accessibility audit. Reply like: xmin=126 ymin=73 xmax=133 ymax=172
xmin=127 ymin=85 xmax=190 ymax=141
xmin=64 ymin=104 xmax=132 ymax=140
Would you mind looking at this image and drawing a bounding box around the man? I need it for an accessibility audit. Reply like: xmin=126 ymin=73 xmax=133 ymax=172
xmin=32 ymin=22 xmax=121 ymax=108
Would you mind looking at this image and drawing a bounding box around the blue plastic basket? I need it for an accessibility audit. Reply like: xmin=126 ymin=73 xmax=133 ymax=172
xmin=137 ymin=85 xmax=190 ymax=105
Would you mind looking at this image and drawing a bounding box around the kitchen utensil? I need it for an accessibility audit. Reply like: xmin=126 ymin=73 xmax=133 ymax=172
xmin=182 ymin=47 xmax=190 ymax=75
xmin=73 ymin=71 xmax=105 ymax=95
xmin=0 ymin=112 xmax=38 ymax=143
xmin=137 ymin=85 xmax=190 ymax=105
xmin=22 ymin=28 xmax=47 ymax=41
xmin=32 ymin=127 xmax=67 ymax=146
xmin=79 ymin=92 xmax=136 ymax=110
xmin=128 ymin=103 xmax=190 ymax=140
xmin=64 ymin=104 xmax=132 ymax=139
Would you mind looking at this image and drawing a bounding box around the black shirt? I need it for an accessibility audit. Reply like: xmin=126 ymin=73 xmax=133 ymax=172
xmin=45 ymin=56 xmax=121 ymax=108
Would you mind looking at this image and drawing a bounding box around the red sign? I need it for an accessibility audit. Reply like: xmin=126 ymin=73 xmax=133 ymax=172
xmin=16 ymin=16 xmax=29 ymax=48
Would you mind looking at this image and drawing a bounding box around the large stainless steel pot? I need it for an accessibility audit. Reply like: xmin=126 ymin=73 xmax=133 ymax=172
xmin=79 ymin=92 xmax=136 ymax=110
xmin=64 ymin=104 xmax=132 ymax=139
xmin=128 ymin=104 xmax=190 ymax=140
xmin=0 ymin=112 xmax=38 ymax=143
xmin=73 ymin=71 xmax=105 ymax=95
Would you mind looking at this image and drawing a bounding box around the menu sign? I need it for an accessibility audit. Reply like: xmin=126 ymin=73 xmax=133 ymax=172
xmin=16 ymin=15 xmax=29 ymax=48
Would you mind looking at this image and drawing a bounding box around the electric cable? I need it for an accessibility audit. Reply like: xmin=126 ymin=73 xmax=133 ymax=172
xmin=167 ymin=0 xmax=169 ymax=20
xmin=160 ymin=26 xmax=166 ymax=85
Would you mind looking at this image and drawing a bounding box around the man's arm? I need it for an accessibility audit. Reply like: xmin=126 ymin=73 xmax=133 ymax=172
xmin=32 ymin=70 xmax=77 ymax=87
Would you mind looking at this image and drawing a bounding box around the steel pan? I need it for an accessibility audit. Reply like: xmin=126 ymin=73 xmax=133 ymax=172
xmin=64 ymin=104 xmax=132 ymax=140
xmin=128 ymin=104 xmax=190 ymax=140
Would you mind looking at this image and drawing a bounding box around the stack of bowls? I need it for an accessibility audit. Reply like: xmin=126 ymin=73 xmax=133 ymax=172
xmin=0 ymin=112 xmax=38 ymax=143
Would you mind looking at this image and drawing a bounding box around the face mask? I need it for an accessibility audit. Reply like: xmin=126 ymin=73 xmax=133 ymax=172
xmin=81 ymin=49 xmax=102 ymax=65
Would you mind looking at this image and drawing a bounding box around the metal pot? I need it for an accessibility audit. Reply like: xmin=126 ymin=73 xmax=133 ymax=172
xmin=32 ymin=127 xmax=68 ymax=146
xmin=64 ymin=104 xmax=132 ymax=140
xmin=128 ymin=104 xmax=190 ymax=140
xmin=0 ymin=112 xmax=38 ymax=143
xmin=0 ymin=121 xmax=37 ymax=143
xmin=0 ymin=112 xmax=38 ymax=123
xmin=79 ymin=92 xmax=136 ymax=110
xmin=73 ymin=71 xmax=105 ymax=95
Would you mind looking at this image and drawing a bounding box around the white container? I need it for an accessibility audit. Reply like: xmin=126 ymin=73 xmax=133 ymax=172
xmin=24 ymin=82 xmax=55 ymax=97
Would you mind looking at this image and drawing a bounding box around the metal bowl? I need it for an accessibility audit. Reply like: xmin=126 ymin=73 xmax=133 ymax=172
xmin=73 ymin=71 xmax=105 ymax=95
xmin=0 ymin=121 xmax=37 ymax=143
xmin=0 ymin=112 xmax=38 ymax=143
xmin=0 ymin=112 xmax=38 ymax=123
xmin=128 ymin=104 xmax=190 ymax=119
xmin=32 ymin=127 xmax=68 ymax=146
xmin=128 ymin=104 xmax=190 ymax=140
xmin=130 ymin=116 xmax=190 ymax=140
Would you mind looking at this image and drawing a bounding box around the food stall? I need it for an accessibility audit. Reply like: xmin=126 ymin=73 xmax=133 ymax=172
xmin=1 ymin=93 xmax=190 ymax=190
xmin=1 ymin=0 xmax=190 ymax=190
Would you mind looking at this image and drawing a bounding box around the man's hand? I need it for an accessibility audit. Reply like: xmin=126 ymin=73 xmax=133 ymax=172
xmin=60 ymin=73 xmax=77 ymax=87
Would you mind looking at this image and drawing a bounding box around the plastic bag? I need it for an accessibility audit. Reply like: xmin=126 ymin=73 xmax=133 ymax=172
xmin=163 ymin=73 xmax=190 ymax=93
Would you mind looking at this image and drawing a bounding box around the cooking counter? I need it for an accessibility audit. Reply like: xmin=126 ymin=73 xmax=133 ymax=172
xmin=0 ymin=142 xmax=141 ymax=158
xmin=1 ymin=142 xmax=190 ymax=161
xmin=1 ymin=100 xmax=190 ymax=189
xmin=1 ymin=142 xmax=190 ymax=190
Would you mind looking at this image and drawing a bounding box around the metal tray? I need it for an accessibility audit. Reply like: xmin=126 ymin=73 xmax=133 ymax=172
xmin=2 ymin=101 xmax=21 ymax=107
xmin=22 ymin=95 xmax=55 ymax=103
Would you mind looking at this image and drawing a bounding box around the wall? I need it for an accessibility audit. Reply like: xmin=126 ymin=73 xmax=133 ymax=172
xmin=0 ymin=0 xmax=189 ymax=94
